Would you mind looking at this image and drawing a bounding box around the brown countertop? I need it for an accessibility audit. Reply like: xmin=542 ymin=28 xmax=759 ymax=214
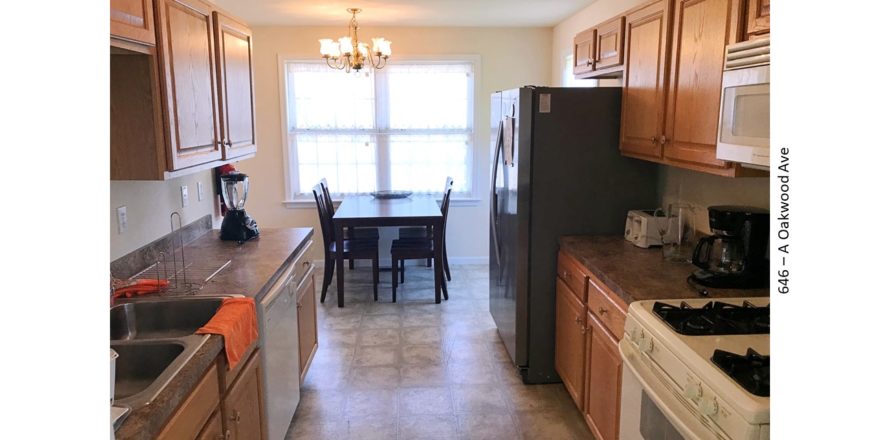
xmin=115 ymin=227 xmax=313 ymax=439
xmin=182 ymin=227 xmax=314 ymax=301
xmin=558 ymin=235 xmax=769 ymax=305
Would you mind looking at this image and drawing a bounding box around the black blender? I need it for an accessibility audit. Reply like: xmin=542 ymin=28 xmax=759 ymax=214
xmin=690 ymin=206 xmax=770 ymax=289
xmin=219 ymin=172 xmax=259 ymax=242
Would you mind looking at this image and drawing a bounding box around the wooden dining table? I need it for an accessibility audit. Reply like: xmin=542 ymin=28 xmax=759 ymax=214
xmin=332 ymin=195 xmax=445 ymax=307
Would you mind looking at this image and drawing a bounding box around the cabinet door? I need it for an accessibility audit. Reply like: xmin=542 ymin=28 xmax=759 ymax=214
xmin=225 ymin=352 xmax=264 ymax=440
xmin=585 ymin=313 xmax=622 ymax=440
xmin=746 ymin=0 xmax=770 ymax=38
xmin=555 ymin=278 xmax=586 ymax=410
xmin=594 ymin=17 xmax=625 ymax=71
xmin=573 ymin=29 xmax=596 ymax=76
xmin=196 ymin=410 xmax=225 ymax=440
xmin=297 ymin=272 xmax=318 ymax=383
xmin=214 ymin=12 xmax=257 ymax=159
xmin=662 ymin=0 xmax=741 ymax=170
xmin=156 ymin=0 xmax=223 ymax=170
xmin=111 ymin=0 xmax=156 ymax=45
xmin=619 ymin=0 xmax=672 ymax=159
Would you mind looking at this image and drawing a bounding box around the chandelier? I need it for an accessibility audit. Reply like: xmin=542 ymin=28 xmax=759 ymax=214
xmin=319 ymin=8 xmax=391 ymax=73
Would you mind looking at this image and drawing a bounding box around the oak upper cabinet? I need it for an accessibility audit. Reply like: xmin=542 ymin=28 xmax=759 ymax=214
xmin=619 ymin=0 xmax=671 ymax=159
xmin=573 ymin=29 xmax=596 ymax=77
xmin=594 ymin=17 xmax=626 ymax=71
xmin=745 ymin=0 xmax=770 ymax=39
xmin=585 ymin=312 xmax=623 ymax=440
xmin=223 ymin=350 xmax=265 ymax=440
xmin=111 ymin=0 xmax=156 ymax=45
xmin=214 ymin=12 xmax=258 ymax=159
xmin=555 ymin=278 xmax=586 ymax=410
xmin=297 ymin=270 xmax=318 ymax=383
xmin=156 ymin=0 xmax=224 ymax=170
xmin=662 ymin=0 xmax=743 ymax=172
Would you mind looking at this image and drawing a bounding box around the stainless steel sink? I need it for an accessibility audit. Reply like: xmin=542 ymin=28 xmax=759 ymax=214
xmin=111 ymin=335 xmax=208 ymax=408
xmin=110 ymin=296 xmax=237 ymax=410
xmin=111 ymin=297 xmax=224 ymax=340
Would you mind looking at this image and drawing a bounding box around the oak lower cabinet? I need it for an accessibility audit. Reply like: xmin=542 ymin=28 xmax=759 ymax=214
xmin=196 ymin=410 xmax=224 ymax=440
xmin=585 ymin=312 xmax=623 ymax=440
xmin=223 ymin=350 xmax=265 ymax=440
xmin=297 ymin=269 xmax=318 ymax=383
xmin=618 ymin=0 xmax=764 ymax=177
xmin=110 ymin=0 xmax=257 ymax=180
xmin=555 ymin=250 xmax=627 ymax=440
xmin=555 ymin=278 xmax=586 ymax=410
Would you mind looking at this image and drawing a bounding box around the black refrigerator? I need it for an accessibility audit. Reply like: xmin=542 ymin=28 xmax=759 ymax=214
xmin=489 ymin=86 xmax=657 ymax=384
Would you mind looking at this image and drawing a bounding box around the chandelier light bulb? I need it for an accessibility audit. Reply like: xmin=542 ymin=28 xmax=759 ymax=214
xmin=317 ymin=8 xmax=391 ymax=73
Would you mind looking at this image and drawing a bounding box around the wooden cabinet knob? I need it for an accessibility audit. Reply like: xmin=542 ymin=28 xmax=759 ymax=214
xmin=599 ymin=307 xmax=608 ymax=315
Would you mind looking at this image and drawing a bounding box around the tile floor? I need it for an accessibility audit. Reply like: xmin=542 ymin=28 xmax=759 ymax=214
xmin=286 ymin=264 xmax=593 ymax=440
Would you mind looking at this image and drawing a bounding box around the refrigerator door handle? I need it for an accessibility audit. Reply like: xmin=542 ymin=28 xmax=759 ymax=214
xmin=490 ymin=122 xmax=504 ymax=263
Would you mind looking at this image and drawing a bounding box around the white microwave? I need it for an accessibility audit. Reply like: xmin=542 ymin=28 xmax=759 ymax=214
xmin=716 ymin=38 xmax=770 ymax=169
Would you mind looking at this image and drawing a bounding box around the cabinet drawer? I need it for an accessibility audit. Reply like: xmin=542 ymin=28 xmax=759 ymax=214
xmin=557 ymin=251 xmax=588 ymax=303
xmin=587 ymin=279 xmax=627 ymax=341
xmin=158 ymin=362 xmax=220 ymax=440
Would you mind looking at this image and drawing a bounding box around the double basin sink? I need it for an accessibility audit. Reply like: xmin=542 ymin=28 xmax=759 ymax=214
xmin=111 ymin=296 xmax=230 ymax=410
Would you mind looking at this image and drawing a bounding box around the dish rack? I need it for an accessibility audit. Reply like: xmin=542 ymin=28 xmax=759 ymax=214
xmin=126 ymin=212 xmax=231 ymax=295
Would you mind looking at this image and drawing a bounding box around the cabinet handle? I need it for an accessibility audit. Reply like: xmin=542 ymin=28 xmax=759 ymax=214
xmin=229 ymin=410 xmax=241 ymax=423
xmin=297 ymin=301 xmax=303 ymax=310
xmin=599 ymin=307 xmax=608 ymax=316
xmin=217 ymin=430 xmax=231 ymax=440
xmin=650 ymin=136 xmax=658 ymax=144
xmin=659 ymin=135 xmax=668 ymax=146
xmin=223 ymin=139 xmax=232 ymax=146
xmin=562 ymin=270 xmax=570 ymax=279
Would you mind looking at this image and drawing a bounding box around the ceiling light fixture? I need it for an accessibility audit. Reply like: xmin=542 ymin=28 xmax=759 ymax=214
xmin=319 ymin=8 xmax=391 ymax=73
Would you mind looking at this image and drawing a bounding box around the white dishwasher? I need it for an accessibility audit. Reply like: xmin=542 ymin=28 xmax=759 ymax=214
xmin=260 ymin=240 xmax=313 ymax=440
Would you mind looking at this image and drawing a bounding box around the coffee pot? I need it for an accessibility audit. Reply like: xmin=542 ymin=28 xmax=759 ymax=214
xmin=690 ymin=206 xmax=769 ymax=289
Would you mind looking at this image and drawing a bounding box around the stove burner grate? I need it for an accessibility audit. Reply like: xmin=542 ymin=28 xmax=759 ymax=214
xmin=711 ymin=348 xmax=770 ymax=397
xmin=652 ymin=300 xmax=770 ymax=335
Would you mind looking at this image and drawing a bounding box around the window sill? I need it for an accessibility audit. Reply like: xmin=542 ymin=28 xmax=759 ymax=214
xmin=282 ymin=197 xmax=481 ymax=209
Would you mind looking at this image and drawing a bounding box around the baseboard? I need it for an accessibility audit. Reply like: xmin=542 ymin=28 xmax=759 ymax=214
xmin=311 ymin=256 xmax=489 ymax=268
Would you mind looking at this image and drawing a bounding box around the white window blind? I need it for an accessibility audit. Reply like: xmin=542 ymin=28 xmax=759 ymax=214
xmin=284 ymin=61 xmax=474 ymax=197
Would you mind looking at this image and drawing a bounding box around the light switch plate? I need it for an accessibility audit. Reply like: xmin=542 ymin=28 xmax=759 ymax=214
xmin=181 ymin=186 xmax=189 ymax=207
xmin=116 ymin=206 xmax=127 ymax=234
xmin=197 ymin=181 xmax=205 ymax=201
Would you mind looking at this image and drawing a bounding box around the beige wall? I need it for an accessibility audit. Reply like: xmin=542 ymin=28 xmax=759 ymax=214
xmin=553 ymin=0 xmax=770 ymax=233
xmin=110 ymin=171 xmax=216 ymax=261
xmin=238 ymin=26 xmax=553 ymax=263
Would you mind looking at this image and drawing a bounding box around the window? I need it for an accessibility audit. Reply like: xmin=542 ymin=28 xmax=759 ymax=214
xmin=282 ymin=60 xmax=475 ymax=199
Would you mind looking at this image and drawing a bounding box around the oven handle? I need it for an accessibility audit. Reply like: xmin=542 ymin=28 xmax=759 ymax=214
xmin=619 ymin=341 xmax=728 ymax=440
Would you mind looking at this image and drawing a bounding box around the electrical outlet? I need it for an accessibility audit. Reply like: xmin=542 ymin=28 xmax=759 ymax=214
xmin=197 ymin=181 xmax=205 ymax=201
xmin=116 ymin=206 xmax=128 ymax=234
xmin=181 ymin=185 xmax=189 ymax=207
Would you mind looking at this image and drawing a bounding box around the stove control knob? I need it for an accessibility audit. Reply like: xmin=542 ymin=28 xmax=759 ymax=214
xmin=699 ymin=397 xmax=718 ymax=416
xmin=684 ymin=382 xmax=702 ymax=400
xmin=638 ymin=337 xmax=654 ymax=353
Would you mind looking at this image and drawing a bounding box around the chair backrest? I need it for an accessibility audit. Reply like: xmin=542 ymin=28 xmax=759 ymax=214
xmin=439 ymin=176 xmax=453 ymax=236
xmin=312 ymin=183 xmax=335 ymax=249
xmin=319 ymin=178 xmax=335 ymax=216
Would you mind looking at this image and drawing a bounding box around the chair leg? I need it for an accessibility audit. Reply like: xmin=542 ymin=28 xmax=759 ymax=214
xmin=321 ymin=256 xmax=335 ymax=303
xmin=426 ymin=258 xmax=431 ymax=267
xmin=391 ymin=256 xmax=398 ymax=303
xmin=441 ymin=275 xmax=449 ymax=300
xmin=443 ymin=245 xmax=451 ymax=281
xmin=400 ymin=259 xmax=405 ymax=284
xmin=349 ymin=258 xmax=355 ymax=270
xmin=372 ymin=253 xmax=379 ymax=301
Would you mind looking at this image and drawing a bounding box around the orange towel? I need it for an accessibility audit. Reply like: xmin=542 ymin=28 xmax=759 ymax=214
xmin=113 ymin=279 xmax=169 ymax=298
xmin=196 ymin=298 xmax=259 ymax=370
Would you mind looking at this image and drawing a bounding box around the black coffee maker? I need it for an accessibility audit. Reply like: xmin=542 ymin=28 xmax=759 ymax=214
xmin=219 ymin=172 xmax=259 ymax=242
xmin=690 ymin=206 xmax=769 ymax=289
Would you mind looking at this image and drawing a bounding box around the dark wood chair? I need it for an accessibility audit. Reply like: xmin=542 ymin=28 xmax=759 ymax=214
xmin=313 ymin=183 xmax=379 ymax=302
xmin=397 ymin=177 xmax=453 ymax=281
xmin=390 ymin=179 xmax=453 ymax=302
xmin=319 ymin=178 xmax=380 ymax=269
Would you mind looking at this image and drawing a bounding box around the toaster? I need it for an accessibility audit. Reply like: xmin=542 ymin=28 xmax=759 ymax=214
xmin=625 ymin=209 xmax=664 ymax=248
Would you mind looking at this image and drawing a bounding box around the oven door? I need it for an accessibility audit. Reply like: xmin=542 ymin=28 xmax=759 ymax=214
xmin=618 ymin=341 xmax=728 ymax=440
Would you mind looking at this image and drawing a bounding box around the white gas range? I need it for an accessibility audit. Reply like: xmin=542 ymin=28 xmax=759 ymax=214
xmin=618 ymin=297 xmax=769 ymax=440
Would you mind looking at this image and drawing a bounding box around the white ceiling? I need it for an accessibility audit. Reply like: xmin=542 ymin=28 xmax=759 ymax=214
xmin=213 ymin=0 xmax=596 ymax=27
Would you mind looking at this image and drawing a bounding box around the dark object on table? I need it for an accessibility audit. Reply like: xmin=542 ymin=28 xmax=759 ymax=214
xmin=219 ymin=171 xmax=259 ymax=242
xmin=320 ymin=178 xmax=379 ymax=269
xmin=370 ymin=190 xmax=413 ymax=199
xmin=313 ymin=183 xmax=379 ymax=302
xmin=391 ymin=178 xmax=453 ymax=302
xmin=489 ymin=87 xmax=659 ymax=384
xmin=691 ymin=206 xmax=770 ymax=289
xmin=398 ymin=177 xmax=453 ymax=280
